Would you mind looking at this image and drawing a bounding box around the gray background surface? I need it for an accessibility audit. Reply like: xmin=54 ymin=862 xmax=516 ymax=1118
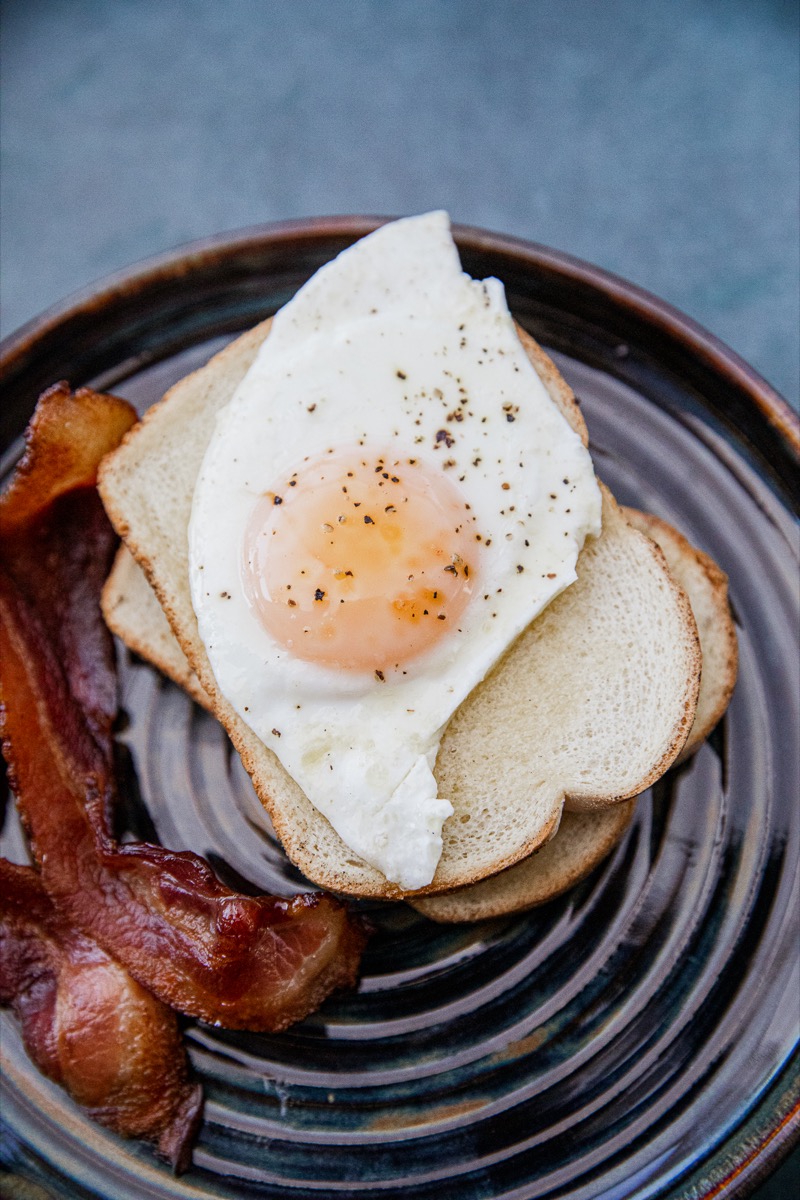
xmin=0 ymin=2 xmax=798 ymax=1197
xmin=1 ymin=0 xmax=798 ymax=403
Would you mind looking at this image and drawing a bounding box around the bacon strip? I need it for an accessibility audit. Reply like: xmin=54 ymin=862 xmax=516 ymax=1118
xmin=0 ymin=858 xmax=203 ymax=1171
xmin=0 ymin=384 xmax=368 ymax=1031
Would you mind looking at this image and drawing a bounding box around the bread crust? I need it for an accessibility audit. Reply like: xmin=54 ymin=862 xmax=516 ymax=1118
xmin=623 ymin=508 xmax=737 ymax=761
xmin=101 ymin=550 xmax=213 ymax=712
xmin=410 ymin=801 xmax=637 ymax=922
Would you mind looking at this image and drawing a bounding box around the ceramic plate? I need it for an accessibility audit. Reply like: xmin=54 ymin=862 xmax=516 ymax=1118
xmin=1 ymin=219 xmax=798 ymax=1199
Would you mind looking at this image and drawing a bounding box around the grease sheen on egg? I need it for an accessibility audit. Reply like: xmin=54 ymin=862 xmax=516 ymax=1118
xmin=189 ymin=212 xmax=602 ymax=890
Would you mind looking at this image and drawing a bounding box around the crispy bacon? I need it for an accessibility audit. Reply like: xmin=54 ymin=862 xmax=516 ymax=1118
xmin=0 ymin=384 xmax=368 ymax=1032
xmin=0 ymin=858 xmax=202 ymax=1171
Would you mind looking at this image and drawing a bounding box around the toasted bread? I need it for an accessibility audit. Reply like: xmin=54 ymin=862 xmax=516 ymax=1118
xmin=104 ymin=503 xmax=735 ymax=921
xmin=409 ymin=506 xmax=737 ymax=922
xmin=409 ymin=802 xmax=637 ymax=922
xmin=98 ymin=320 xmax=700 ymax=899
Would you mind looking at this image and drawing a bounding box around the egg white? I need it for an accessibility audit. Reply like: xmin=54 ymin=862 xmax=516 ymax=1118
xmin=189 ymin=212 xmax=601 ymax=890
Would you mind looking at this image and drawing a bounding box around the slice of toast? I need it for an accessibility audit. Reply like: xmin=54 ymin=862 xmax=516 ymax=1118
xmin=98 ymin=321 xmax=700 ymax=899
xmin=409 ymin=506 xmax=738 ymax=922
xmin=102 ymin=505 xmax=735 ymax=920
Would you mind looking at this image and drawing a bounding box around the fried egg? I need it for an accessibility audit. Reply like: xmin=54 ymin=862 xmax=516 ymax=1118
xmin=189 ymin=212 xmax=601 ymax=890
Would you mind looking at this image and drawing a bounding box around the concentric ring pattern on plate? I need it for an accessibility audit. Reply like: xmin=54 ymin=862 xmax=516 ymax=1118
xmin=1 ymin=220 xmax=798 ymax=1200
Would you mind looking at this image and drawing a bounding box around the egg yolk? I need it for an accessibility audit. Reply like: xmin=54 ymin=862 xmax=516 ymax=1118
xmin=242 ymin=449 xmax=478 ymax=672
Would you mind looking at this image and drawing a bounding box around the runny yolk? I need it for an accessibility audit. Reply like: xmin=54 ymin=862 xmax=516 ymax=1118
xmin=242 ymin=448 xmax=478 ymax=672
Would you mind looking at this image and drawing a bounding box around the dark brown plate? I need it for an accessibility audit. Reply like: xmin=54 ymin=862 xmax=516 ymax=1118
xmin=1 ymin=218 xmax=798 ymax=1199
